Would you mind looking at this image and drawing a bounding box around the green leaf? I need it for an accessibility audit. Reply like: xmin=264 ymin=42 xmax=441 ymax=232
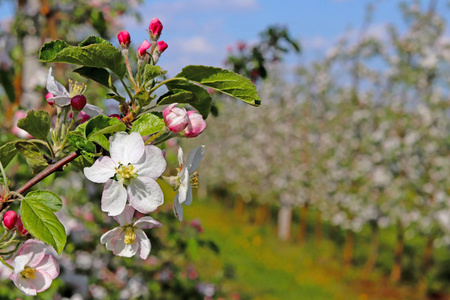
xmin=165 ymin=80 xmax=213 ymax=119
xmin=106 ymin=93 xmax=126 ymax=103
xmin=174 ymin=65 xmax=261 ymax=106
xmin=85 ymin=115 xmax=126 ymax=151
xmin=143 ymin=65 xmax=165 ymax=84
xmin=14 ymin=141 xmax=48 ymax=175
xmin=67 ymin=133 xmax=97 ymax=153
xmin=26 ymin=191 xmax=63 ymax=212
xmin=39 ymin=36 xmax=126 ymax=78
xmin=134 ymin=90 xmax=155 ymax=107
xmin=85 ymin=115 xmax=126 ymax=138
xmin=21 ymin=197 xmax=66 ymax=254
xmin=0 ymin=142 xmax=18 ymax=169
xmin=17 ymin=110 xmax=51 ymax=140
xmin=72 ymin=151 xmax=95 ymax=170
xmin=131 ymin=112 xmax=165 ymax=136
xmin=157 ymin=90 xmax=195 ymax=106
xmin=74 ymin=66 xmax=117 ymax=92
xmin=0 ymin=69 xmax=15 ymax=102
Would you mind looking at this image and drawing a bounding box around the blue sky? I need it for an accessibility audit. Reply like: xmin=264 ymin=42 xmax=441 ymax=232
xmin=1 ymin=0 xmax=448 ymax=76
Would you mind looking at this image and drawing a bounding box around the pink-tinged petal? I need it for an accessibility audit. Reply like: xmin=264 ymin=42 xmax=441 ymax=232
xmin=34 ymin=255 xmax=59 ymax=279
xmin=109 ymin=132 xmax=144 ymax=165
xmin=46 ymin=68 xmax=68 ymax=97
xmin=135 ymin=229 xmax=151 ymax=259
xmin=101 ymin=179 xmax=127 ymax=216
xmin=52 ymin=96 xmax=71 ymax=107
xmin=83 ymin=156 xmax=116 ymax=183
xmin=31 ymin=270 xmax=53 ymax=293
xmin=173 ymin=195 xmax=184 ymax=221
xmin=184 ymin=186 xmax=193 ymax=206
xmin=184 ymin=112 xmax=206 ymax=138
xmin=186 ymin=145 xmax=206 ymax=172
xmin=113 ymin=205 xmax=135 ymax=226
xmin=177 ymin=168 xmax=189 ymax=204
xmin=110 ymin=237 xmax=139 ymax=257
xmin=134 ymin=216 xmax=162 ymax=229
xmin=10 ymin=273 xmax=37 ymax=296
xmin=100 ymin=227 xmax=123 ymax=245
xmin=82 ymin=104 xmax=103 ymax=117
xmin=127 ymin=177 xmax=163 ymax=214
xmin=133 ymin=145 xmax=166 ymax=180
xmin=16 ymin=240 xmax=47 ymax=270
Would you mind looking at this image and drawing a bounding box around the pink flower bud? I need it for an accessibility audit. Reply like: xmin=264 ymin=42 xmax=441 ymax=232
xmin=78 ymin=111 xmax=90 ymax=123
xmin=184 ymin=111 xmax=206 ymax=138
xmin=149 ymin=18 xmax=163 ymax=38
xmin=237 ymin=41 xmax=246 ymax=51
xmin=157 ymin=41 xmax=168 ymax=53
xmin=138 ymin=40 xmax=151 ymax=57
xmin=3 ymin=210 xmax=17 ymax=230
xmin=117 ymin=30 xmax=131 ymax=48
xmin=45 ymin=92 xmax=55 ymax=106
xmin=163 ymin=103 xmax=189 ymax=133
xmin=16 ymin=216 xmax=28 ymax=235
xmin=109 ymin=114 xmax=121 ymax=120
xmin=71 ymin=95 xmax=87 ymax=111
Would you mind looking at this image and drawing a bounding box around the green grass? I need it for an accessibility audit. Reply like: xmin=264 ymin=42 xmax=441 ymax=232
xmin=182 ymin=198 xmax=415 ymax=300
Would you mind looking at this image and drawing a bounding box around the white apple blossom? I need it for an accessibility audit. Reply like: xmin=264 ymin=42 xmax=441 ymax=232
xmin=46 ymin=68 xmax=103 ymax=116
xmin=172 ymin=146 xmax=205 ymax=221
xmin=9 ymin=239 xmax=59 ymax=296
xmin=84 ymin=131 xmax=166 ymax=216
xmin=100 ymin=205 xmax=161 ymax=259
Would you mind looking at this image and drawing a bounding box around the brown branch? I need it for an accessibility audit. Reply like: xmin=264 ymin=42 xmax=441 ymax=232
xmin=15 ymin=151 xmax=80 ymax=196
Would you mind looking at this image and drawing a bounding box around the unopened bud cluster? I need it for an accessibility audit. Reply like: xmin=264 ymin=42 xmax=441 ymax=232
xmin=163 ymin=103 xmax=206 ymax=138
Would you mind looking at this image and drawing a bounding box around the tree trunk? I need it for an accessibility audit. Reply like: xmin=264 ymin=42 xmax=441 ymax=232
xmin=297 ymin=203 xmax=309 ymax=244
xmin=363 ymin=222 xmax=379 ymax=276
xmin=233 ymin=196 xmax=245 ymax=219
xmin=255 ymin=204 xmax=268 ymax=226
xmin=314 ymin=211 xmax=323 ymax=245
xmin=390 ymin=223 xmax=404 ymax=283
xmin=422 ymin=234 xmax=434 ymax=275
xmin=277 ymin=203 xmax=292 ymax=241
xmin=343 ymin=230 xmax=354 ymax=266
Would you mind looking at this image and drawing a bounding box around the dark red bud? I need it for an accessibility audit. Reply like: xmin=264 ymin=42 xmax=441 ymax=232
xmin=71 ymin=95 xmax=87 ymax=111
xmin=118 ymin=30 xmax=131 ymax=47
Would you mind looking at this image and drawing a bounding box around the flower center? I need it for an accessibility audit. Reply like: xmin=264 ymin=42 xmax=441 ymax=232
xmin=124 ymin=227 xmax=136 ymax=245
xmin=115 ymin=162 xmax=138 ymax=184
xmin=68 ymin=79 xmax=87 ymax=97
xmin=20 ymin=266 xmax=36 ymax=279
xmin=189 ymin=171 xmax=199 ymax=188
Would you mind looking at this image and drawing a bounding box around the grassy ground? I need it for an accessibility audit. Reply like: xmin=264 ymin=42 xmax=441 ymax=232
xmin=182 ymin=197 xmax=420 ymax=300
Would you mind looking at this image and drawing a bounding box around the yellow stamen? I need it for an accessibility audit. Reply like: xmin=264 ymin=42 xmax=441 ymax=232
xmin=68 ymin=79 xmax=87 ymax=97
xmin=124 ymin=227 xmax=136 ymax=245
xmin=117 ymin=164 xmax=138 ymax=179
xmin=190 ymin=171 xmax=199 ymax=189
xmin=20 ymin=266 xmax=36 ymax=279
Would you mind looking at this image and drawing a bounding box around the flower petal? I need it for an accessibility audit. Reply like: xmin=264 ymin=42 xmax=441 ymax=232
xmin=135 ymin=229 xmax=151 ymax=259
xmin=52 ymin=96 xmax=71 ymax=107
xmin=186 ymin=145 xmax=206 ymax=173
xmin=101 ymin=179 xmax=127 ymax=216
xmin=10 ymin=273 xmax=37 ymax=296
xmin=83 ymin=156 xmax=116 ymax=183
xmin=177 ymin=167 xmax=189 ymax=204
xmin=46 ymin=68 xmax=69 ymax=97
xmin=110 ymin=237 xmax=139 ymax=257
xmin=113 ymin=205 xmax=135 ymax=226
xmin=127 ymin=177 xmax=163 ymax=214
xmin=32 ymin=270 xmax=53 ymax=293
xmin=34 ymin=255 xmax=59 ymax=279
xmin=184 ymin=186 xmax=193 ymax=206
xmin=100 ymin=227 xmax=123 ymax=245
xmin=177 ymin=147 xmax=184 ymax=168
xmin=109 ymin=132 xmax=144 ymax=165
xmin=16 ymin=240 xmax=47 ymax=271
xmin=134 ymin=216 xmax=162 ymax=229
xmin=173 ymin=194 xmax=184 ymax=221
xmin=82 ymin=104 xmax=103 ymax=117
xmin=133 ymin=145 xmax=167 ymax=180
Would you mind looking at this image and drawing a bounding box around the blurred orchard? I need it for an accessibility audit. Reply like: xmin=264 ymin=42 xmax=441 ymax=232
xmin=0 ymin=0 xmax=450 ymax=299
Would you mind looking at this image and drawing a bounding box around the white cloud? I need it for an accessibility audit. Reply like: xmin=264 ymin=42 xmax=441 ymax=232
xmin=303 ymin=36 xmax=332 ymax=50
xmin=173 ymin=36 xmax=217 ymax=54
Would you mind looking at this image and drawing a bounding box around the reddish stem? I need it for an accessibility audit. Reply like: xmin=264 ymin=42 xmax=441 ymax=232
xmin=4 ymin=152 xmax=80 ymax=206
